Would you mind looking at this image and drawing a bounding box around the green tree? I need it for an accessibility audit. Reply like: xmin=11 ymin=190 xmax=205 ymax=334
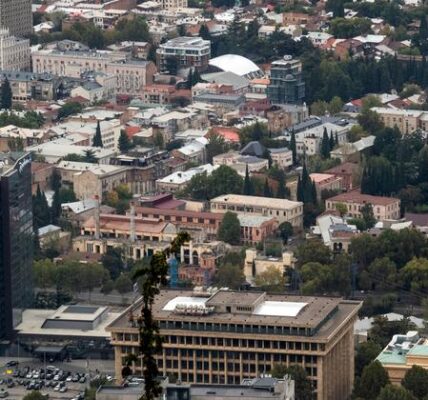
xmin=214 ymin=263 xmax=244 ymax=289
xmin=243 ymin=164 xmax=254 ymax=195
xmin=335 ymin=202 xmax=347 ymax=217
xmin=402 ymin=365 xmax=428 ymax=399
xmin=355 ymin=361 xmax=390 ymax=400
xmin=310 ymin=100 xmax=328 ymax=116
xmin=57 ymin=101 xmax=83 ymax=120
xmin=400 ymin=257 xmax=428 ymax=294
xmin=296 ymin=240 xmax=332 ymax=266
xmin=217 ymin=211 xmax=241 ymax=245
xmin=115 ymin=273 xmax=133 ymax=301
xmin=199 ymin=24 xmax=211 ymax=40
xmin=377 ymin=385 xmax=417 ymax=400
xmin=93 ymin=121 xmax=103 ymax=147
xmin=272 ymin=365 xmax=314 ymax=399
xmin=119 ymin=130 xmax=132 ymax=153
xmin=355 ymin=341 xmax=382 ymax=377
xmin=132 ymin=232 xmax=190 ymax=400
xmin=357 ymin=109 xmax=384 ymax=134
xmin=367 ymin=257 xmax=397 ymax=291
xmin=278 ymin=221 xmax=293 ymax=243
xmin=290 ymin=130 xmax=297 ymax=165
xmin=321 ymin=127 xmax=331 ymax=159
xmin=33 ymin=185 xmax=51 ymax=229
xmin=83 ymin=149 xmax=97 ymax=163
xmin=206 ymin=132 xmax=227 ymax=163
xmin=1 ymin=77 xmax=12 ymax=109
xmin=361 ymin=203 xmax=376 ymax=229
xmin=153 ymin=132 xmax=164 ymax=149
xmin=263 ymin=177 xmax=272 ymax=197
xmin=23 ymin=392 xmax=47 ymax=400
xmin=254 ymin=266 xmax=286 ymax=293
xmin=328 ymin=96 xmax=343 ymax=115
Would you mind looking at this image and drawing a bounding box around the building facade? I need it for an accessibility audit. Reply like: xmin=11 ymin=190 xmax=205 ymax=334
xmin=0 ymin=29 xmax=30 ymax=71
xmin=107 ymin=289 xmax=361 ymax=400
xmin=0 ymin=0 xmax=32 ymax=37
xmin=267 ymin=56 xmax=305 ymax=105
xmin=210 ymin=194 xmax=303 ymax=227
xmin=325 ymin=190 xmax=401 ymax=220
xmin=156 ymin=37 xmax=211 ymax=73
xmin=0 ymin=152 xmax=33 ymax=341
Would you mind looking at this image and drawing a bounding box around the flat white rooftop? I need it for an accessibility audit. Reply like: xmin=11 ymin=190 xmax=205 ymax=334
xmin=254 ymin=301 xmax=307 ymax=317
xmin=163 ymin=296 xmax=208 ymax=311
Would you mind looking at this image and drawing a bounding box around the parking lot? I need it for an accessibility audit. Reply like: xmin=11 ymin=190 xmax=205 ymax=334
xmin=0 ymin=359 xmax=113 ymax=399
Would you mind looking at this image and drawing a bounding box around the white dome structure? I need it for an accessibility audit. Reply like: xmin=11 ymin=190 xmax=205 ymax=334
xmin=209 ymin=54 xmax=263 ymax=79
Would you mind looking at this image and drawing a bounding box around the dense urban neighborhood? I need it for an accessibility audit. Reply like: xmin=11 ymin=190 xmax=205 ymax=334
xmin=1 ymin=0 xmax=428 ymax=399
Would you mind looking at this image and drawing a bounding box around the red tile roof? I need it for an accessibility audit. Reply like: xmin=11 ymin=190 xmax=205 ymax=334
xmin=327 ymin=190 xmax=400 ymax=206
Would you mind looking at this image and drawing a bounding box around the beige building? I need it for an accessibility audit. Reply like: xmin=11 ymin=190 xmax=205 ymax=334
xmin=161 ymin=0 xmax=188 ymax=9
xmin=210 ymin=194 xmax=303 ymax=227
xmin=377 ymin=331 xmax=428 ymax=385
xmin=244 ymin=248 xmax=295 ymax=281
xmin=371 ymin=107 xmax=426 ymax=134
xmin=32 ymin=50 xmax=156 ymax=95
xmin=107 ymin=289 xmax=361 ymax=400
xmin=0 ymin=0 xmax=32 ymax=37
xmin=310 ymin=173 xmax=343 ymax=200
xmin=0 ymin=29 xmax=30 ymax=71
xmin=269 ymin=147 xmax=293 ymax=169
xmin=56 ymin=161 xmax=128 ymax=200
xmin=325 ymin=190 xmax=401 ymax=220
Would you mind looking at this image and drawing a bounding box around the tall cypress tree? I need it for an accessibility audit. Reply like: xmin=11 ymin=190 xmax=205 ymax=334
xmin=93 ymin=121 xmax=103 ymax=147
xmin=243 ymin=164 xmax=253 ymax=195
xmin=296 ymin=176 xmax=304 ymax=202
xmin=329 ymin=131 xmax=335 ymax=150
xmin=263 ymin=178 xmax=272 ymax=197
xmin=290 ymin=130 xmax=297 ymax=165
xmin=311 ymin=180 xmax=318 ymax=206
xmin=321 ymin=127 xmax=330 ymax=159
xmin=1 ymin=78 xmax=12 ymax=110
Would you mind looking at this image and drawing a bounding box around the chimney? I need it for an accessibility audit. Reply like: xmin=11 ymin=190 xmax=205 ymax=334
xmin=94 ymin=195 xmax=100 ymax=239
xmin=130 ymin=202 xmax=136 ymax=242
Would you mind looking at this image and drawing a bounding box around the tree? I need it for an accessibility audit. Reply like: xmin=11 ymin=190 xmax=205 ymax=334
xmin=278 ymin=222 xmax=293 ymax=243
xmin=361 ymin=203 xmax=376 ymax=229
xmin=355 ymin=361 xmax=390 ymax=400
xmin=93 ymin=121 xmax=103 ymax=147
xmin=296 ymin=240 xmax=332 ymax=266
xmin=217 ymin=212 xmax=241 ymax=245
xmin=321 ymin=127 xmax=331 ymax=158
xmin=33 ymin=185 xmax=51 ymax=229
xmin=206 ymin=132 xmax=227 ymax=163
xmin=335 ymin=202 xmax=347 ymax=217
xmin=119 ymin=130 xmax=132 ymax=153
xmin=357 ymin=109 xmax=384 ymax=135
xmin=272 ymin=365 xmax=313 ymax=399
xmin=327 ymin=0 xmax=345 ymax=18
xmin=132 ymin=232 xmax=190 ymax=400
xmin=377 ymin=385 xmax=417 ymax=400
xmin=199 ymin=24 xmax=211 ymax=40
xmin=1 ymin=78 xmax=12 ymax=110
xmin=263 ymin=178 xmax=272 ymax=197
xmin=402 ymin=365 xmax=428 ymax=399
xmin=102 ymin=247 xmax=125 ymax=280
xmin=367 ymin=257 xmax=397 ymax=291
xmin=418 ymin=145 xmax=428 ymax=183
xmin=290 ymin=130 xmax=297 ymax=165
xmin=328 ymin=96 xmax=343 ymax=115
xmin=57 ymin=101 xmax=83 ymax=120
xmin=214 ymin=263 xmax=244 ymax=289
xmin=401 ymin=257 xmax=428 ymax=294
xmin=83 ymin=149 xmax=97 ymax=163
xmin=81 ymin=263 xmax=106 ymax=301
xmin=23 ymin=392 xmax=47 ymax=400
xmin=243 ymin=164 xmax=254 ymax=195
xmin=115 ymin=273 xmax=133 ymax=301
xmin=254 ymin=266 xmax=286 ymax=293
xmin=355 ymin=341 xmax=382 ymax=377
xmin=153 ymin=132 xmax=164 ymax=149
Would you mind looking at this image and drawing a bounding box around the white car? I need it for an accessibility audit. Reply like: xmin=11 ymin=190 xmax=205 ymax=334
xmin=66 ymin=376 xmax=72 ymax=382
xmin=59 ymin=386 xmax=67 ymax=393
xmin=54 ymin=385 xmax=61 ymax=392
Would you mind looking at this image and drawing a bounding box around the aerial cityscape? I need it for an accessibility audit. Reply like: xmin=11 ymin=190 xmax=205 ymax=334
xmin=0 ymin=0 xmax=428 ymax=399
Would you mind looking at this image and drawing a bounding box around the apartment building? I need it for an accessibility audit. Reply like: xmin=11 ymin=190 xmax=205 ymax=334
xmin=0 ymin=71 xmax=60 ymax=102
xmin=0 ymin=0 xmax=32 ymax=37
xmin=210 ymin=194 xmax=303 ymax=227
xmin=156 ymin=37 xmax=211 ymax=73
xmin=56 ymin=161 xmax=128 ymax=200
xmin=325 ymin=190 xmax=401 ymax=220
xmin=107 ymin=289 xmax=362 ymax=400
xmin=371 ymin=107 xmax=427 ymax=134
xmin=31 ymin=50 xmax=156 ymax=95
xmin=0 ymin=29 xmax=30 ymax=71
xmin=161 ymin=0 xmax=188 ymax=9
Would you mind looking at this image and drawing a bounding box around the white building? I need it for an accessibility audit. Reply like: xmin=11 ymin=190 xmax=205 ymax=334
xmin=0 ymin=28 xmax=30 ymax=71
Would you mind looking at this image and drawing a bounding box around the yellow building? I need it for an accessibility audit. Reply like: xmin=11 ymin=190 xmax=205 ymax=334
xmin=107 ymin=289 xmax=361 ymax=400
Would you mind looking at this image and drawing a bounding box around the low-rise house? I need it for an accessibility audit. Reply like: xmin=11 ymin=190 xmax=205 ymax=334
xmin=156 ymin=164 xmax=217 ymax=193
xmin=238 ymin=214 xmax=277 ymax=245
xmin=310 ymin=173 xmax=343 ymax=199
xmin=269 ymin=147 xmax=293 ymax=169
xmin=171 ymin=138 xmax=207 ymax=164
xmin=324 ymin=162 xmax=359 ymax=192
xmin=325 ymin=190 xmax=401 ymax=220
xmin=213 ymin=151 xmax=268 ymax=173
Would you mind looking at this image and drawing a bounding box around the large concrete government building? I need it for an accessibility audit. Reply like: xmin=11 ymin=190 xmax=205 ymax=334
xmin=107 ymin=289 xmax=361 ymax=400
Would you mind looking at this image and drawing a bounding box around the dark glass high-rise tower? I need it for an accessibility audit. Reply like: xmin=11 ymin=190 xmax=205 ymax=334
xmin=0 ymin=152 xmax=33 ymax=341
